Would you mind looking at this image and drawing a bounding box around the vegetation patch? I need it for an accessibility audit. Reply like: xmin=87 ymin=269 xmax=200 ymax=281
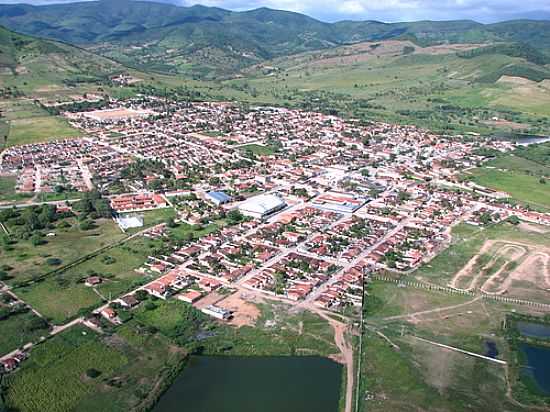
xmin=4 ymin=326 xmax=127 ymax=412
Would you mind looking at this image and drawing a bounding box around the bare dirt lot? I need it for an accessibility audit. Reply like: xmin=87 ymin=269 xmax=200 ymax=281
xmin=217 ymin=292 xmax=262 ymax=327
xmin=449 ymin=240 xmax=550 ymax=301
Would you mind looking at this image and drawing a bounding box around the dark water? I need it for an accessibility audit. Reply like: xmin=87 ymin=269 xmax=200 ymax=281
xmin=484 ymin=341 xmax=498 ymax=358
xmin=517 ymin=322 xmax=550 ymax=339
xmin=520 ymin=344 xmax=550 ymax=395
xmin=153 ymin=356 xmax=343 ymax=412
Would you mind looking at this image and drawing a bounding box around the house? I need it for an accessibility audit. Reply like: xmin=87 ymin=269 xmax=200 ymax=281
xmin=177 ymin=289 xmax=203 ymax=304
xmin=101 ymin=307 xmax=117 ymax=321
xmin=118 ymin=294 xmax=139 ymax=308
xmin=85 ymin=276 xmax=102 ymax=287
xmin=144 ymin=282 xmax=171 ymax=300
xmin=1 ymin=358 xmax=18 ymax=373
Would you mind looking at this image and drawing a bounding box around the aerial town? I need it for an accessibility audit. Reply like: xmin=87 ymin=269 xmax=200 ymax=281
xmin=1 ymin=96 xmax=549 ymax=411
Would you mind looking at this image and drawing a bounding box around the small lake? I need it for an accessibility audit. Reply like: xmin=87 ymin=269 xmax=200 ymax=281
xmin=484 ymin=341 xmax=498 ymax=358
xmin=520 ymin=344 xmax=550 ymax=395
xmin=517 ymin=322 xmax=550 ymax=339
xmin=153 ymin=356 xmax=343 ymax=412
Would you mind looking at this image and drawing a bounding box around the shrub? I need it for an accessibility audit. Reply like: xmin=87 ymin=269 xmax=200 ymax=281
xmin=85 ymin=368 xmax=102 ymax=379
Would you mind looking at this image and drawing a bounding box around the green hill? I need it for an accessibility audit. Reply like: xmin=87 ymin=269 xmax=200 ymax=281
xmin=0 ymin=25 xmax=123 ymax=93
xmin=1 ymin=0 xmax=549 ymax=78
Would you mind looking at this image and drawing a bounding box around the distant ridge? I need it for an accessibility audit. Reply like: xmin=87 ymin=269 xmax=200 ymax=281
xmin=0 ymin=0 xmax=549 ymax=78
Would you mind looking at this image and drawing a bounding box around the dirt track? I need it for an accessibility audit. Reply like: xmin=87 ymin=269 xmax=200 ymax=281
xmin=449 ymin=240 xmax=550 ymax=297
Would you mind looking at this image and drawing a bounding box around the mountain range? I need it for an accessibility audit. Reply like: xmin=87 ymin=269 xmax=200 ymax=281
xmin=0 ymin=0 xmax=550 ymax=78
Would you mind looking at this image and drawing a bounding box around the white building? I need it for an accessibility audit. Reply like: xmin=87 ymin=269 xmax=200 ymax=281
xmin=238 ymin=193 xmax=286 ymax=220
xmin=202 ymin=305 xmax=232 ymax=320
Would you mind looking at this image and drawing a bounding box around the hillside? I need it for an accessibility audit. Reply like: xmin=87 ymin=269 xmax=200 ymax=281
xmin=0 ymin=25 xmax=123 ymax=94
xmin=1 ymin=0 xmax=549 ymax=78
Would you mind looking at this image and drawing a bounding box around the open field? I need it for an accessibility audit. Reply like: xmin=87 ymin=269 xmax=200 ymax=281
xmin=0 ymin=175 xmax=33 ymax=203
xmin=412 ymin=222 xmax=550 ymax=303
xmin=360 ymin=280 xmax=550 ymax=412
xmin=468 ymin=167 xmax=550 ymax=210
xmin=1 ymin=217 xmax=126 ymax=285
xmin=14 ymin=236 xmax=160 ymax=324
xmin=4 ymin=323 xmax=186 ymax=412
xmin=0 ymin=311 xmax=49 ymax=355
xmin=448 ymin=239 xmax=550 ymax=301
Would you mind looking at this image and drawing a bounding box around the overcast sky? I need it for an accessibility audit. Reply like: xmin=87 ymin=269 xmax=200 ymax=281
xmin=1 ymin=0 xmax=550 ymax=23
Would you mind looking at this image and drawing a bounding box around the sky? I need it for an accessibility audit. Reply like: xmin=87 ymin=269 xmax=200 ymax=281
xmin=1 ymin=0 xmax=550 ymax=23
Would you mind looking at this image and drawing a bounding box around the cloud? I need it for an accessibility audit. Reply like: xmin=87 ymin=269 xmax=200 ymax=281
xmin=1 ymin=0 xmax=550 ymax=22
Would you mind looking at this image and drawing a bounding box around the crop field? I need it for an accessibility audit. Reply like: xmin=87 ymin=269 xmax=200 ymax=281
xmin=73 ymin=323 xmax=187 ymax=412
xmin=4 ymin=326 xmax=128 ymax=412
xmin=1 ymin=217 xmax=125 ymax=285
xmin=0 ymin=311 xmax=50 ymax=355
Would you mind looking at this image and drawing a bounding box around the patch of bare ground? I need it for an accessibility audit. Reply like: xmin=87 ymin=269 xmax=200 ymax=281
xmin=519 ymin=223 xmax=549 ymax=234
xmin=479 ymin=245 xmax=527 ymax=293
xmin=449 ymin=240 xmax=495 ymax=289
xmin=449 ymin=238 xmax=550 ymax=301
xmin=216 ymin=292 xmax=262 ymax=327
xmin=192 ymin=291 xmax=224 ymax=310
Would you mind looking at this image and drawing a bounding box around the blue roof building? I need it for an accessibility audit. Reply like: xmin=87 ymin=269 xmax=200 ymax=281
xmin=206 ymin=191 xmax=232 ymax=206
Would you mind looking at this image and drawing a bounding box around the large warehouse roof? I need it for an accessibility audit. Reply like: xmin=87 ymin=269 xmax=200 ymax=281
xmin=239 ymin=193 xmax=286 ymax=215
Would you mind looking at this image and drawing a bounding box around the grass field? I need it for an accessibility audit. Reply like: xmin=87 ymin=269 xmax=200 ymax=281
xmin=1 ymin=217 xmax=126 ymax=285
xmin=4 ymin=326 xmax=128 ymax=412
xmin=0 ymin=311 xmax=50 ymax=355
xmin=239 ymin=143 xmax=276 ymax=156
xmin=0 ymin=175 xmax=33 ymax=203
xmin=133 ymin=298 xmax=338 ymax=357
xmin=359 ymin=279 xmax=545 ymax=412
xmin=231 ymin=47 xmax=550 ymax=135
xmin=123 ymin=207 xmax=175 ymax=235
xmin=359 ymin=331 xmax=519 ymax=412
xmin=6 ymin=115 xmax=81 ymax=147
xmin=201 ymin=301 xmax=339 ymax=357
xmin=468 ymin=156 xmax=550 ymax=210
xmin=14 ymin=236 xmax=161 ymax=324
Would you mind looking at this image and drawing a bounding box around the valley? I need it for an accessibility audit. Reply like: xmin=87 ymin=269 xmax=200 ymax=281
xmin=0 ymin=2 xmax=549 ymax=412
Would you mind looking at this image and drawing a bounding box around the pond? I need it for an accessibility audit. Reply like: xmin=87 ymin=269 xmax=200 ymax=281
xmin=484 ymin=340 xmax=498 ymax=358
xmin=153 ymin=356 xmax=343 ymax=412
xmin=520 ymin=343 xmax=550 ymax=395
xmin=517 ymin=321 xmax=550 ymax=339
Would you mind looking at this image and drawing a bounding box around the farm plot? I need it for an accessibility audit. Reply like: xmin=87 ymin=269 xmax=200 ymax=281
xmin=4 ymin=326 xmax=127 ymax=412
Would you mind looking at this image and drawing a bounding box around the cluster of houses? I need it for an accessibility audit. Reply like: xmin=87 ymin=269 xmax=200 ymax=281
xmin=1 ymin=96 xmax=549 ymax=342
